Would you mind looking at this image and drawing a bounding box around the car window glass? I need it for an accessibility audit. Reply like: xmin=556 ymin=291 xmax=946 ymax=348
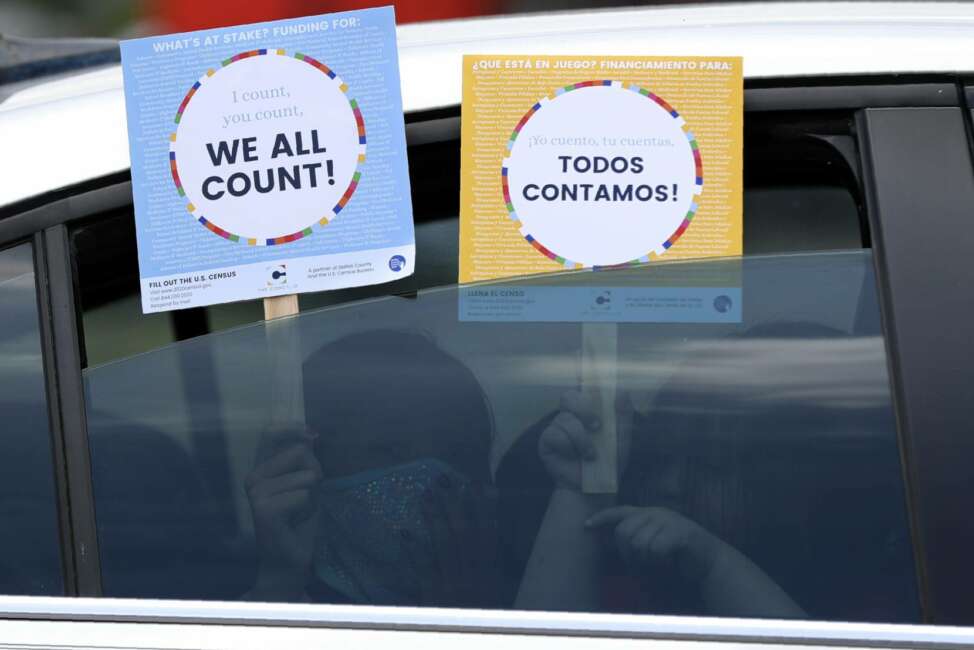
xmin=83 ymin=250 xmax=919 ymax=623
xmin=0 ymin=242 xmax=65 ymax=595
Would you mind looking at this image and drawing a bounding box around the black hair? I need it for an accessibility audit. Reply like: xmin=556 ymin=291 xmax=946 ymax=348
xmin=302 ymin=330 xmax=493 ymax=484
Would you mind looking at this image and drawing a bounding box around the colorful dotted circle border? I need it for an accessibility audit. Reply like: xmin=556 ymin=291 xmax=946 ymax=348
xmin=168 ymin=49 xmax=367 ymax=246
xmin=501 ymin=80 xmax=703 ymax=271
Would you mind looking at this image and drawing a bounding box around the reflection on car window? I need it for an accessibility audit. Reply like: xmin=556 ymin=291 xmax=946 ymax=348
xmin=83 ymin=250 xmax=918 ymax=622
xmin=71 ymin=111 xmax=862 ymax=367
xmin=0 ymin=243 xmax=64 ymax=596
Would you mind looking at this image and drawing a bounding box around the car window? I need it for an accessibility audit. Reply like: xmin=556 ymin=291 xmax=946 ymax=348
xmin=0 ymin=242 xmax=65 ymax=596
xmin=743 ymin=112 xmax=863 ymax=254
xmin=70 ymin=109 xmax=862 ymax=367
xmin=82 ymin=249 xmax=919 ymax=623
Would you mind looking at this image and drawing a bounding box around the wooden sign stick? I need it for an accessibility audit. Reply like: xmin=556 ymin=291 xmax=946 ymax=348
xmin=580 ymin=322 xmax=619 ymax=494
xmin=264 ymin=294 xmax=299 ymax=321
xmin=263 ymin=294 xmax=307 ymax=430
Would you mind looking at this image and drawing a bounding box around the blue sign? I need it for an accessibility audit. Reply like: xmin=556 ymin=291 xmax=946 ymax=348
xmin=121 ymin=7 xmax=414 ymax=313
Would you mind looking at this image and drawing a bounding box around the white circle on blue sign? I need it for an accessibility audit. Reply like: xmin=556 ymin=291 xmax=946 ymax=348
xmin=170 ymin=51 xmax=365 ymax=245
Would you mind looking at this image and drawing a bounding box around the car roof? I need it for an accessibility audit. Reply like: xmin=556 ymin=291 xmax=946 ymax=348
xmin=2 ymin=1 xmax=974 ymax=210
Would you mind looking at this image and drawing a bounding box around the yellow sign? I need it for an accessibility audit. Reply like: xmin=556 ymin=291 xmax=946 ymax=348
xmin=460 ymin=55 xmax=742 ymax=283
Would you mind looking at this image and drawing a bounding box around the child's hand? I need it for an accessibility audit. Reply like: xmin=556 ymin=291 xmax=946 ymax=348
xmin=538 ymin=390 xmax=601 ymax=490
xmin=538 ymin=389 xmax=633 ymax=491
xmin=245 ymin=428 xmax=322 ymax=599
xmin=585 ymin=506 xmax=721 ymax=584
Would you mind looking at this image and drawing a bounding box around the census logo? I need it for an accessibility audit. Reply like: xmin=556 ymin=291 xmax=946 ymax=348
xmin=267 ymin=264 xmax=287 ymax=286
xmin=389 ymin=255 xmax=406 ymax=272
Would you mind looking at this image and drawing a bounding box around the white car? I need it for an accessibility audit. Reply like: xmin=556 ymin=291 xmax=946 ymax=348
xmin=1 ymin=3 xmax=974 ymax=649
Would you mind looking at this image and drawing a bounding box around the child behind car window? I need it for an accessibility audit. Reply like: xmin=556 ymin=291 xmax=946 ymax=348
xmin=245 ymin=330 xmax=501 ymax=606
xmin=505 ymin=323 xmax=861 ymax=617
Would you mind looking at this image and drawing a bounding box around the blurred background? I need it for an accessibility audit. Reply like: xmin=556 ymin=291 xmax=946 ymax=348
xmin=0 ymin=0 xmax=663 ymax=37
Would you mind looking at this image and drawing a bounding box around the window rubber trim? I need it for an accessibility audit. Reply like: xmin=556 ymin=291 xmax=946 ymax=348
xmin=856 ymin=109 xmax=931 ymax=625
xmin=32 ymin=231 xmax=76 ymax=596
xmin=857 ymin=105 xmax=974 ymax=625
xmin=34 ymin=225 xmax=102 ymax=597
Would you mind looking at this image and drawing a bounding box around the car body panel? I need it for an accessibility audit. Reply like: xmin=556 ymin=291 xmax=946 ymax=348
xmin=0 ymin=619 xmax=933 ymax=650
xmin=1 ymin=596 xmax=974 ymax=647
xmin=3 ymin=4 xmax=974 ymax=646
xmin=3 ymin=2 xmax=974 ymax=209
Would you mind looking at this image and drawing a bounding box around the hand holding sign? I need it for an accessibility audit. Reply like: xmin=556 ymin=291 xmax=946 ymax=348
xmin=246 ymin=426 xmax=322 ymax=600
xmin=538 ymin=386 xmax=634 ymax=492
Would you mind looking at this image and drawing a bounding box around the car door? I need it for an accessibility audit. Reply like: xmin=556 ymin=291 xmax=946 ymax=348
xmin=0 ymin=75 xmax=973 ymax=649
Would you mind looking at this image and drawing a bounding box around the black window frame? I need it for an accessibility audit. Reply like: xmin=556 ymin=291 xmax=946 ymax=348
xmin=0 ymin=75 xmax=972 ymax=630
